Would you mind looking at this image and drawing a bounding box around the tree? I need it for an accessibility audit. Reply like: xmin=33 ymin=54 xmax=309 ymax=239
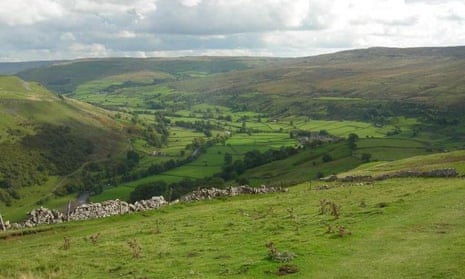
xmin=347 ymin=133 xmax=359 ymax=150
xmin=126 ymin=150 xmax=140 ymax=169
xmin=240 ymin=121 xmax=247 ymax=133
xmin=361 ymin=153 xmax=372 ymax=162
xmin=130 ymin=181 xmax=167 ymax=202
xmin=224 ymin=152 xmax=233 ymax=165
xmin=319 ymin=130 xmax=329 ymax=136
xmin=322 ymin=154 xmax=333 ymax=163
xmin=348 ymin=133 xmax=359 ymax=141
xmin=236 ymin=177 xmax=249 ymax=185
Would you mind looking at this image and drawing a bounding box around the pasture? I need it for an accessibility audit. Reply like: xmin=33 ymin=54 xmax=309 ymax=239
xmin=2 ymin=177 xmax=465 ymax=278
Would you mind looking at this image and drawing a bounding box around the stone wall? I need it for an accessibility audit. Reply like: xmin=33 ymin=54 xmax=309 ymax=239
xmin=3 ymin=185 xmax=286 ymax=230
xmin=180 ymin=185 xmax=288 ymax=201
xmin=68 ymin=196 xmax=167 ymax=221
xmin=10 ymin=196 xmax=168 ymax=229
xmin=324 ymin=168 xmax=459 ymax=183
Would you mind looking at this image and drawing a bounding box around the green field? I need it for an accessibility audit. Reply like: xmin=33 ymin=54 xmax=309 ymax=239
xmin=1 ymin=48 xmax=465 ymax=277
xmin=339 ymin=150 xmax=465 ymax=178
xmin=3 ymin=47 xmax=465 ymax=225
xmin=2 ymin=176 xmax=465 ymax=278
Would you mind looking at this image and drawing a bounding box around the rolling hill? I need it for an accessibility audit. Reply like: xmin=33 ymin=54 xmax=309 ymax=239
xmin=16 ymin=47 xmax=465 ymax=131
xmin=1 ymin=47 xmax=465 ymax=278
xmin=17 ymin=46 xmax=465 ymax=106
xmin=0 ymin=61 xmax=57 ymax=75
xmin=5 ymin=46 xmax=465 ymax=218
xmin=17 ymin=57 xmax=286 ymax=94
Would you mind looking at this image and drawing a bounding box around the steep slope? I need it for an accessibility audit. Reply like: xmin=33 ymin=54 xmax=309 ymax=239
xmin=0 ymin=76 xmax=128 ymax=214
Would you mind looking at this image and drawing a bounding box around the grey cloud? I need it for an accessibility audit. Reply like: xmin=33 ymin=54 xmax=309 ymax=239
xmin=351 ymin=16 xmax=418 ymax=27
xmin=0 ymin=0 xmax=463 ymax=61
xmin=138 ymin=0 xmax=327 ymax=35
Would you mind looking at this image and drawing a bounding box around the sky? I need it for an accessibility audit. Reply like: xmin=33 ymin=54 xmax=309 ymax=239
xmin=0 ymin=0 xmax=464 ymax=62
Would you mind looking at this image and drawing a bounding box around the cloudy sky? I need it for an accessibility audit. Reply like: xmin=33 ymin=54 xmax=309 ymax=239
xmin=0 ymin=0 xmax=464 ymax=61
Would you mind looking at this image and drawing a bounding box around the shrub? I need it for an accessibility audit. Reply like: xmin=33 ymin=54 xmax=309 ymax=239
xmin=266 ymin=242 xmax=296 ymax=262
xmin=322 ymin=154 xmax=333 ymax=163
xmin=127 ymin=239 xmax=141 ymax=258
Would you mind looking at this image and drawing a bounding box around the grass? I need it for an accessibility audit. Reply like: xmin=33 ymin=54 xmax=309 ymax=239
xmin=91 ymin=185 xmax=135 ymax=202
xmin=225 ymin=133 xmax=297 ymax=148
xmin=91 ymin=133 xmax=441 ymax=201
xmin=0 ymin=177 xmax=68 ymax=222
xmin=242 ymin=142 xmax=359 ymax=185
xmin=293 ymin=119 xmax=397 ymax=138
xmin=1 ymin=177 xmax=465 ymax=278
xmin=6 ymin=51 xmax=464 ymax=224
xmin=0 ymin=76 xmax=130 ymax=221
xmin=339 ymin=150 xmax=465 ymax=178
xmin=91 ymin=134 xmax=299 ymax=201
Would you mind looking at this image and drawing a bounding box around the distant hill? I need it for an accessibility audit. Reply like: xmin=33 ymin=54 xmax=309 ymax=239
xmin=0 ymin=61 xmax=58 ymax=74
xmin=17 ymin=46 xmax=465 ymax=108
xmin=17 ymin=57 xmax=285 ymax=94
xmin=9 ymin=46 xmax=465 ymax=212
xmin=170 ymin=46 xmax=465 ymax=104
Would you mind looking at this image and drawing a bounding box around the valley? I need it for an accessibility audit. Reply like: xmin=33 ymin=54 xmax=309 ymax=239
xmin=0 ymin=46 xmax=464 ymax=278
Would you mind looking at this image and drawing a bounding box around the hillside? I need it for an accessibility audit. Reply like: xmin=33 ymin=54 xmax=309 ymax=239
xmin=9 ymin=46 xmax=464 ymax=208
xmin=17 ymin=57 xmax=286 ymax=94
xmin=1 ymin=176 xmax=464 ymax=278
xmin=0 ymin=76 xmax=129 ymax=219
xmin=2 ymin=47 xmax=465 ymax=277
xmin=0 ymin=61 xmax=57 ymax=75
xmin=17 ymin=46 xmax=465 ymax=107
xmin=337 ymin=150 xmax=465 ymax=178
xmin=16 ymin=47 xmax=465 ymax=135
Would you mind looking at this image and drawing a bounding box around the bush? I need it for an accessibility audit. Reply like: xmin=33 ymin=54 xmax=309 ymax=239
xmin=361 ymin=153 xmax=372 ymax=162
xmin=130 ymin=181 xmax=167 ymax=202
xmin=322 ymin=154 xmax=333 ymax=163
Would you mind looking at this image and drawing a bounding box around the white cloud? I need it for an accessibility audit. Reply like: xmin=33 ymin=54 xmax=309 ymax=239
xmin=69 ymin=43 xmax=109 ymax=58
xmin=0 ymin=0 xmax=64 ymax=25
xmin=181 ymin=0 xmax=202 ymax=7
xmin=0 ymin=0 xmax=463 ymax=61
xmin=116 ymin=30 xmax=138 ymax=39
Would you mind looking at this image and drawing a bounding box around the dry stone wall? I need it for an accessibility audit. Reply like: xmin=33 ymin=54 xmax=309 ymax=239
xmin=322 ymin=168 xmax=459 ymax=183
xmin=4 ymin=185 xmax=286 ymax=230
xmin=11 ymin=196 xmax=168 ymax=229
xmin=180 ymin=185 xmax=288 ymax=201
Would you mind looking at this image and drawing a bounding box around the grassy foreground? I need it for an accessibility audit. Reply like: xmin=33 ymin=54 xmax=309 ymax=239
xmin=1 ymin=177 xmax=464 ymax=278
